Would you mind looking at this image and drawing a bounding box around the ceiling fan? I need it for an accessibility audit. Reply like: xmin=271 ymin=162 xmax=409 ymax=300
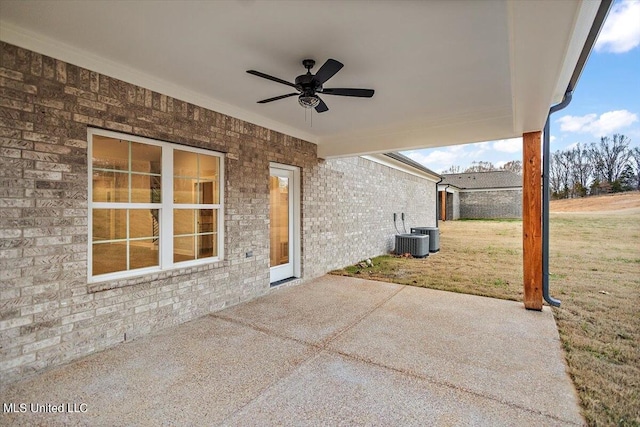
xmin=246 ymin=59 xmax=374 ymax=113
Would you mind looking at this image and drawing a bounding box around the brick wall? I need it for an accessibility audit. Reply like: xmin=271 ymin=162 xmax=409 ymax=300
xmin=0 ymin=42 xmax=436 ymax=383
xmin=459 ymin=189 xmax=522 ymax=219
xmin=444 ymin=191 xmax=461 ymax=221
xmin=452 ymin=191 xmax=460 ymax=220
xmin=302 ymin=157 xmax=436 ymax=278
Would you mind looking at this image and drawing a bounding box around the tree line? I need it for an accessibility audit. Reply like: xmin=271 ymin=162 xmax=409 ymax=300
xmin=442 ymin=134 xmax=639 ymax=199
xmin=443 ymin=160 xmax=523 ymax=175
xmin=550 ymin=134 xmax=639 ymax=199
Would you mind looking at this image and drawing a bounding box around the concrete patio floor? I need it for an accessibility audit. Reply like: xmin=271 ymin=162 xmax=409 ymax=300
xmin=0 ymin=275 xmax=584 ymax=426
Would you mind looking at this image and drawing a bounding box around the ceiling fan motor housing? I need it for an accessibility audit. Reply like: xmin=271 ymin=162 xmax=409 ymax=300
xmin=294 ymin=74 xmax=321 ymax=94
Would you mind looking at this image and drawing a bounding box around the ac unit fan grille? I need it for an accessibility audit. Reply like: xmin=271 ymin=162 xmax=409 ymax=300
xmin=395 ymin=234 xmax=429 ymax=258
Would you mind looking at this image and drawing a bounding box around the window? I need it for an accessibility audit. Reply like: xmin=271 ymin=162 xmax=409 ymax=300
xmin=88 ymin=129 xmax=224 ymax=281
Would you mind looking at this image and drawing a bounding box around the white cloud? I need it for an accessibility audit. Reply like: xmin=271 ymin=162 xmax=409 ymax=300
xmin=405 ymin=149 xmax=457 ymax=167
xmin=550 ymin=135 xmax=557 ymax=143
xmin=492 ymin=138 xmax=522 ymax=154
xmin=494 ymin=160 xmax=507 ymax=169
xmin=466 ymin=141 xmax=492 ymax=158
xmin=595 ymin=0 xmax=640 ymax=53
xmin=557 ymin=113 xmax=598 ymax=132
xmin=404 ymin=139 xmax=523 ymax=173
xmin=556 ymin=110 xmax=638 ymax=136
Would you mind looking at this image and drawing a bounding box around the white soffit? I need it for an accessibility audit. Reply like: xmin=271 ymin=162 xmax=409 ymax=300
xmin=0 ymin=0 xmax=600 ymax=158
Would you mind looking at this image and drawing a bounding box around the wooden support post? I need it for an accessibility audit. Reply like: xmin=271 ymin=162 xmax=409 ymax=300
xmin=523 ymin=131 xmax=543 ymax=310
xmin=440 ymin=191 xmax=446 ymax=221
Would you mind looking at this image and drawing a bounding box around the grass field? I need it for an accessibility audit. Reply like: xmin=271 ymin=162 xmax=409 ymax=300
xmin=331 ymin=192 xmax=640 ymax=426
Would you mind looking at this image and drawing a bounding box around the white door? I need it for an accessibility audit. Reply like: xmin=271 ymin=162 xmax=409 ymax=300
xmin=269 ymin=167 xmax=295 ymax=283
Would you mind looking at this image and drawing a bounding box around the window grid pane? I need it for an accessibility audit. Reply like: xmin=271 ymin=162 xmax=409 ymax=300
xmin=91 ymin=209 xmax=160 ymax=275
xmin=91 ymin=133 xmax=222 ymax=278
xmin=173 ymin=151 xmax=220 ymax=205
xmin=173 ymin=209 xmax=217 ymax=262
xmin=92 ymin=170 xmax=129 ymax=203
xmin=92 ymin=242 xmax=127 ymax=275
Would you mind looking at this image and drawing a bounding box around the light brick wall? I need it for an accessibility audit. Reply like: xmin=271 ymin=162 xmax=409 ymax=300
xmin=459 ymin=189 xmax=522 ymax=219
xmin=0 ymin=42 xmax=436 ymax=383
xmin=302 ymin=157 xmax=436 ymax=278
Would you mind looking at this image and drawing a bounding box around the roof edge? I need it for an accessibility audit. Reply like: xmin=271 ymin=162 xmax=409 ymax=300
xmin=360 ymin=153 xmax=441 ymax=182
xmin=384 ymin=153 xmax=442 ymax=179
xmin=567 ymin=0 xmax=613 ymax=94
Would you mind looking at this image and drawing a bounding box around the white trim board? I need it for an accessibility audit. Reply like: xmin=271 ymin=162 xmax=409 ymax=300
xmin=361 ymin=154 xmax=441 ymax=182
xmin=269 ymin=162 xmax=301 ymax=281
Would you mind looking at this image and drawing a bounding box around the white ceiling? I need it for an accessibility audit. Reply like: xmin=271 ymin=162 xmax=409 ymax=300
xmin=0 ymin=0 xmax=601 ymax=158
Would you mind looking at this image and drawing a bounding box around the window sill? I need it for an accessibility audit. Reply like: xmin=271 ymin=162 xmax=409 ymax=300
xmin=88 ymin=259 xmax=229 ymax=293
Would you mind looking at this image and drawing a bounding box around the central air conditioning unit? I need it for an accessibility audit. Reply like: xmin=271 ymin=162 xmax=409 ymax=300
xmin=410 ymin=227 xmax=440 ymax=252
xmin=395 ymin=234 xmax=429 ymax=258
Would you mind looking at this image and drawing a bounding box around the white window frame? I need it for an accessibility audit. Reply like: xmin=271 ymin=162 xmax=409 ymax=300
xmin=87 ymin=128 xmax=225 ymax=283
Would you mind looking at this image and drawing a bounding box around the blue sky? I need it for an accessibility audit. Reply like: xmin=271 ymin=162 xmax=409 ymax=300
xmin=403 ymin=0 xmax=640 ymax=173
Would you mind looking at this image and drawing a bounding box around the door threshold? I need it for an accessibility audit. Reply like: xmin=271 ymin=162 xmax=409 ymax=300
xmin=270 ymin=277 xmax=297 ymax=288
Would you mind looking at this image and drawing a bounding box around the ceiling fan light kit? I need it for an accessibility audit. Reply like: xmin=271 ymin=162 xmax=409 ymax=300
xmin=298 ymin=95 xmax=320 ymax=109
xmin=247 ymin=58 xmax=374 ymax=114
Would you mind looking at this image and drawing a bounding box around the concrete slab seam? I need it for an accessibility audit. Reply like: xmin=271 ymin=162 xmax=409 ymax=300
xmin=327 ymin=346 xmax=583 ymax=426
xmin=221 ymin=353 xmax=327 ymax=425
xmin=212 ymin=285 xmax=581 ymax=426
xmin=209 ymin=313 xmax=320 ymax=349
xmin=316 ymin=284 xmax=407 ymax=348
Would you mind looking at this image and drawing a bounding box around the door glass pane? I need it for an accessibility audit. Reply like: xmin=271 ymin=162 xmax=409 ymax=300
xmin=92 ymin=136 xmax=128 ymax=171
xmin=270 ymin=175 xmax=289 ymax=267
xmin=92 ymin=209 xmax=126 ymax=241
xmin=131 ymin=142 xmax=161 ymax=174
xmin=130 ymin=239 xmax=159 ymax=270
xmin=174 ymin=236 xmax=195 ymax=263
xmin=92 ymin=170 xmax=128 ymax=202
xmin=174 ymin=150 xmax=198 ymax=177
xmin=93 ymin=242 xmax=127 ymax=275
xmin=174 ymin=209 xmax=195 ymax=235
xmin=130 ymin=209 xmax=158 ymax=239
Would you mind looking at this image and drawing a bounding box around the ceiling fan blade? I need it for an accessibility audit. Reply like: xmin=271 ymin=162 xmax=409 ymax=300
xmin=322 ymin=88 xmax=375 ymax=98
xmin=246 ymin=70 xmax=298 ymax=89
xmin=314 ymin=59 xmax=343 ymax=85
xmin=257 ymin=93 xmax=299 ymax=104
xmin=315 ymin=96 xmax=329 ymax=113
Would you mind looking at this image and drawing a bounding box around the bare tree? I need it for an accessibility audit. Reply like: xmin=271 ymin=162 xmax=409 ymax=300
xmin=500 ymin=160 xmax=522 ymax=175
xmin=568 ymin=144 xmax=592 ymax=197
xmin=550 ymin=150 xmax=571 ymax=198
xmin=442 ymin=165 xmax=463 ymax=174
xmin=465 ymin=161 xmax=496 ymax=173
xmin=590 ymin=134 xmax=632 ymax=185
xmin=630 ymin=147 xmax=640 ymax=190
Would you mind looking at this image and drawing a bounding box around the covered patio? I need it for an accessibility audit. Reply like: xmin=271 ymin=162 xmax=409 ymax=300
xmin=1 ymin=275 xmax=583 ymax=426
xmin=0 ymin=0 xmax=612 ymax=311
